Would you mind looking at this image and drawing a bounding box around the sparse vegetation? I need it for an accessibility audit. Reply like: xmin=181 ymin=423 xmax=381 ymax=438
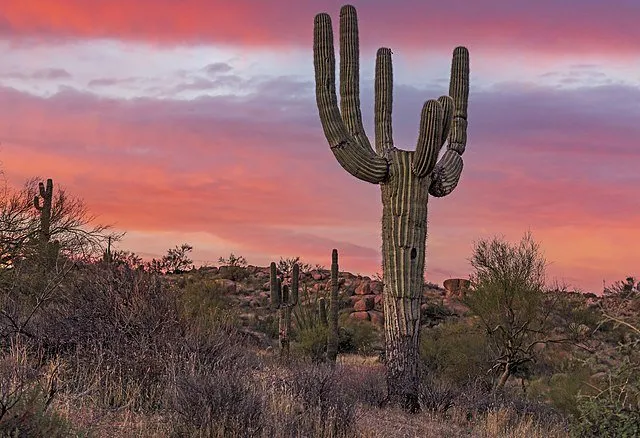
xmin=3 ymin=175 xmax=639 ymax=436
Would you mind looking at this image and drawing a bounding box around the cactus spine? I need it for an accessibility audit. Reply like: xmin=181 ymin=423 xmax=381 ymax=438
xmin=326 ymin=249 xmax=340 ymax=362
xmin=270 ymin=261 xmax=299 ymax=357
xmin=313 ymin=5 xmax=470 ymax=410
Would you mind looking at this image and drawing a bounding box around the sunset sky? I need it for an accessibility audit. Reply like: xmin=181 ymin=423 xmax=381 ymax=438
xmin=1 ymin=0 xmax=638 ymax=293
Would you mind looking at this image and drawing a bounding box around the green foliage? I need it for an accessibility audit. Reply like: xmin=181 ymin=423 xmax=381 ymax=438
xmin=527 ymin=367 xmax=593 ymax=416
xmin=573 ymin=391 xmax=640 ymax=437
xmin=420 ymin=320 xmax=492 ymax=385
xmin=0 ymin=343 xmax=77 ymax=437
xmin=295 ymin=324 xmax=329 ymax=363
xmin=572 ymin=283 xmax=640 ymax=437
xmin=0 ymin=386 xmax=76 ymax=437
xmin=292 ymin=285 xmax=328 ymax=361
xmin=178 ymin=277 xmax=235 ymax=328
xmin=337 ymin=315 xmax=379 ymax=355
xmin=465 ymin=232 xmax=560 ymax=389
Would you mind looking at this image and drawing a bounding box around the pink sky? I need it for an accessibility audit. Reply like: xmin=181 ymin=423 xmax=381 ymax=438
xmin=1 ymin=0 xmax=638 ymax=293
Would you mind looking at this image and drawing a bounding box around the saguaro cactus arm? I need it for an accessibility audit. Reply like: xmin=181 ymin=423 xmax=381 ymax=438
xmin=428 ymin=47 xmax=469 ymax=196
xmin=375 ymin=48 xmax=393 ymax=156
xmin=339 ymin=5 xmax=372 ymax=153
xmin=270 ymin=262 xmax=281 ymax=309
xmin=314 ymin=11 xmax=389 ymax=184
xmin=290 ymin=263 xmax=299 ymax=306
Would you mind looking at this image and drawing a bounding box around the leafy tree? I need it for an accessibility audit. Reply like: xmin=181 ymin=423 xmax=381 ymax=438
xmin=464 ymin=232 xmax=568 ymax=391
xmin=162 ymin=243 xmax=193 ymax=274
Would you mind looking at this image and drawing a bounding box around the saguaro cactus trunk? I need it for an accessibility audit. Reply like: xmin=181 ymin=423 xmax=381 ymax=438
xmin=313 ymin=5 xmax=470 ymax=410
xmin=326 ymin=249 xmax=340 ymax=363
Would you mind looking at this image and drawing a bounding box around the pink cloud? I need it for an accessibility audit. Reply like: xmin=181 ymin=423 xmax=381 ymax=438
xmin=1 ymin=0 xmax=638 ymax=58
xmin=0 ymin=77 xmax=638 ymax=293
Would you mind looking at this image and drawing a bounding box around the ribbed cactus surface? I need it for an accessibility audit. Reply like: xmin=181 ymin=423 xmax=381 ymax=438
xmin=326 ymin=249 xmax=340 ymax=362
xmin=270 ymin=262 xmax=299 ymax=357
xmin=313 ymin=4 xmax=470 ymax=410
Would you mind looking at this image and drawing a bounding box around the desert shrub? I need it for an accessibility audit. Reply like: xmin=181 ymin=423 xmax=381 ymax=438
xmin=273 ymin=364 xmax=356 ymax=437
xmin=340 ymin=364 xmax=387 ymax=407
xmin=420 ymin=320 xmax=492 ymax=385
xmin=295 ymin=324 xmax=328 ymax=363
xmin=277 ymin=256 xmax=312 ymax=275
xmin=421 ymin=300 xmax=454 ymax=326
xmin=418 ymin=374 xmax=460 ymax=413
xmin=172 ymin=368 xmax=265 ymax=438
xmin=292 ymin=286 xmax=330 ymax=361
xmin=338 ymin=315 xmax=379 ymax=355
xmin=253 ymin=314 xmax=279 ymax=339
xmin=217 ymin=253 xmax=248 ymax=281
xmin=0 ymin=342 xmax=74 ymax=437
xmin=526 ymin=367 xmax=593 ymax=416
xmin=570 ymin=279 xmax=640 ymax=437
xmin=179 ymin=278 xmax=235 ymax=326
xmin=50 ymin=264 xmax=182 ymax=410
xmin=574 ymin=390 xmax=640 ymax=437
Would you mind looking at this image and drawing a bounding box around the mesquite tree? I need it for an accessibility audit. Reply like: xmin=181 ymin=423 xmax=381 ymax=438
xmin=313 ymin=5 xmax=470 ymax=410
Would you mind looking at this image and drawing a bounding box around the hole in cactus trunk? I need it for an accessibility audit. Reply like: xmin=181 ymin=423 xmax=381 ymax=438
xmin=410 ymin=248 xmax=417 ymax=259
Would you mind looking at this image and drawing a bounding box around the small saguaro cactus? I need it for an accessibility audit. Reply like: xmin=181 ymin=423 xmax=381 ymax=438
xmin=270 ymin=261 xmax=299 ymax=357
xmin=33 ymin=178 xmax=59 ymax=266
xmin=326 ymin=249 xmax=340 ymax=363
xmin=103 ymin=236 xmax=113 ymax=263
xmin=313 ymin=5 xmax=470 ymax=410
xmin=33 ymin=178 xmax=53 ymax=244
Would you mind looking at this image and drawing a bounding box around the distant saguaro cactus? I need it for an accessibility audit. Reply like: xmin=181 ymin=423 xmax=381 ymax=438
xmin=33 ymin=178 xmax=59 ymax=266
xmin=326 ymin=249 xmax=340 ymax=362
xmin=270 ymin=261 xmax=299 ymax=357
xmin=33 ymin=178 xmax=53 ymax=243
xmin=313 ymin=5 xmax=470 ymax=410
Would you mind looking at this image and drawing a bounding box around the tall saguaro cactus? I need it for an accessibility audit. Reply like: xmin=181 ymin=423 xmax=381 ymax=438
xmin=270 ymin=262 xmax=299 ymax=357
xmin=313 ymin=5 xmax=470 ymax=410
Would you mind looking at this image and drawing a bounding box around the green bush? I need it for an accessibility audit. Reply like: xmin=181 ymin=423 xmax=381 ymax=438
xmin=295 ymin=324 xmax=329 ymax=363
xmin=527 ymin=368 xmax=592 ymax=416
xmin=573 ymin=395 xmax=640 ymax=437
xmin=337 ymin=316 xmax=379 ymax=355
xmin=420 ymin=320 xmax=491 ymax=385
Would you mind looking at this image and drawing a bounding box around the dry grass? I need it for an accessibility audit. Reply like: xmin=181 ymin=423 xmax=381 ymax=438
xmin=355 ymin=405 xmax=570 ymax=438
xmin=0 ymin=261 xmax=577 ymax=437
